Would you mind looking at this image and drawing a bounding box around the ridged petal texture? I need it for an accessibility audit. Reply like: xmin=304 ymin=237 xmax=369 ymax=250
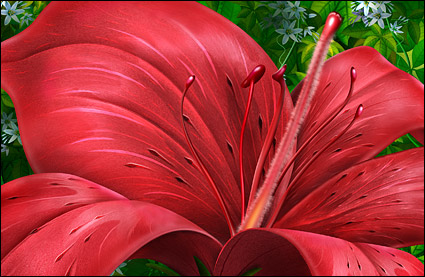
xmin=214 ymin=229 xmax=424 ymax=276
xmin=274 ymin=147 xmax=424 ymax=248
xmin=281 ymin=46 xmax=424 ymax=217
xmin=1 ymin=175 xmax=221 ymax=276
xmin=0 ymin=1 xmax=293 ymax=242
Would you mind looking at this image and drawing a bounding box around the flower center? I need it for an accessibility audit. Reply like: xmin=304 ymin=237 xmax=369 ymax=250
xmin=180 ymin=12 xmax=363 ymax=237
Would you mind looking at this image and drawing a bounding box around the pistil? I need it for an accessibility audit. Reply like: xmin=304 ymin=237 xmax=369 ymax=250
xmin=240 ymin=12 xmax=343 ymax=231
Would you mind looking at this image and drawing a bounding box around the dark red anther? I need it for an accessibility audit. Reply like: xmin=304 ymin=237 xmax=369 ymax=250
xmin=351 ymin=67 xmax=357 ymax=81
xmin=185 ymin=75 xmax=196 ymax=91
xmin=272 ymin=65 xmax=287 ymax=83
xmin=356 ymin=104 xmax=364 ymax=118
xmin=241 ymin=65 xmax=266 ymax=88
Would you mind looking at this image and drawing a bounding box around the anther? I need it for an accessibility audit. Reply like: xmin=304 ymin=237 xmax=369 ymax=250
xmin=246 ymin=65 xmax=287 ymax=214
xmin=181 ymin=75 xmax=236 ymax=236
xmin=239 ymin=65 xmax=266 ymax=221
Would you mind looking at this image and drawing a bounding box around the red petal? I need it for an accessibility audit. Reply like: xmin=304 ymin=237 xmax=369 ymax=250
xmin=1 ymin=1 xmax=293 ymax=242
xmin=283 ymin=46 xmax=424 ymax=215
xmin=275 ymin=147 xmax=424 ymax=248
xmin=1 ymin=173 xmax=126 ymax=260
xmin=214 ymin=228 xmax=424 ymax=276
xmin=1 ymin=200 xmax=221 ymax=276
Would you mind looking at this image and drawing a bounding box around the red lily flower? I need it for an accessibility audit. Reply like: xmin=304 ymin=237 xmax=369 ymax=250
xmin=1 ymin=2 xmax=423 ymax=276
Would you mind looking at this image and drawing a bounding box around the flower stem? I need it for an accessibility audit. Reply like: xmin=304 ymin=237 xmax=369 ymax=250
xmin=386 ymin=18 xmax=411 ymax=74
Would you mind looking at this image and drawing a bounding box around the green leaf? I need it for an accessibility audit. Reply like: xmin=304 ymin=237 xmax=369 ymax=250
xmin=412 ymin=40 xmax=424 ymax=68
xmin=194 ymin=256 xmax=211 ymax=276
xmin=1 ymin=89 xmax=14 ymax=108
xmin=219 ymin=1 xmax=241 ymax=24
xmin=238 ymin=7 xmax=252 ymax=18
xmin=240 ymin=267 xmax=262 ymax=276
xmin=414 ymin=67 xmax=424 ymax=83
xmin=341 ymin=23 xmax=370 ymax=39
xmin=408 ymin=21 xmax=420 ymax=44
xmin=145 ymin=263 xmax=180 ymax=276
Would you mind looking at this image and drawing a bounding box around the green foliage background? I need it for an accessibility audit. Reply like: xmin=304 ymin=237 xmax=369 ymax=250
xmin=1 ymin=1 xmax=424 ymax=275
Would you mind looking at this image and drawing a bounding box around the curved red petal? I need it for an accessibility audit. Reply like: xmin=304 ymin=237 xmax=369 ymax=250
xmin=1 ymin=173 xmax=127 ymax=260
xmin=283 ymin=46 xmax=424 ymax=216
xmin=1 ymin=200 xmax=221 ymax=276
xmin=1 ymin=1 xmax=293 ymax=242
xmin=275 ymin=147 xmax=424 ymax=248
xmin=214 ymin=228 xmax=424 ymax=276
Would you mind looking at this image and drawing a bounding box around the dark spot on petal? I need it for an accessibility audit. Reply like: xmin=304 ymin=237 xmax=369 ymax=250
xmin=358 ymin=195 xmax=367 ymax=199
xmin=88 ymin=186 xmax=97 ymax=189
xmin=387 ymin=251 xmax=396 ymax=257
xmin=354 ymin=133 xmax=362 ymax=138
xmin=175 ymin=176 xmax=185 ymax=183
xmin=357 ymin=260 xmax=361 ymax=270
xmin=394 ymin=261 xmax=404 ymax=268
xmin=374 ymin=248 xmax=380 ymax=253
xmin=379 ymin=266 xmax=386 ymax=273
xmin=29 ymin=228 xmax=39 ymax=235
xmin=68 ymin=177 xmax=78 ymax=181
xmin=227 ymin=141 xmax=234 ymax=155
xmin=369 ymin=230 xmax=376 ymax=233
xmin=312 ymin=150 xmax=318 ymax=156
xmin=347 ymin=261 xmax=350 ymax=268
xmin=258 ymin=115 xmax=263 ymax=134
xmin=344 ymin=221 xmax=354 ymax=225
xmin=7 ymin=196 xmax=19 ymax=200
xmin=184 ymin=157 xmax=194 ymax=165
xmin=149 ymin=148 xmax=160 ymax=157
xmin=272 ymin=137 xmax=277 ymax=150
xmin=391 ymin=168 xmax=401 ymax=172
xmin=362 ymin=143 xmax=374 ymax=147
xmin=334 ymin=148 xmax=342 ymax=153
xmin=84 ymin=235 xmax=92 ymax=243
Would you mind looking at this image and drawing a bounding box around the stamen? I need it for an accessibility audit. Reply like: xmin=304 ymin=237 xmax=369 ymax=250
xmin=240 ymin=12 xmax=342 ymax=231
xmin=246 ymin=65 xmax=287 ymax=216
xmin=270 ymin=67 xmax=357 ymax=216
xmin=239 ymin=65 xmax=265 ymax=221
xmin=265 ymin=104 xmax=364 ymax=227
xmin=181 ymin=75 xmax=235 ymax=236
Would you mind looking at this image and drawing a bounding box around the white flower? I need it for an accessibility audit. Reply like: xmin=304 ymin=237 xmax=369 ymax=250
xmin=368 ymin=7 xmax=391 ymax=29
xmin=283 ymin=1 xmax=306 ymax=20
xmin=374 ymin=1 xmax=393 ymax=13
xmin=1 ymin=143 xmax=9 ymax=156
xmin=303 ymin=26 xmax=315 ymax=37
xmin=389 ymin=22 xmax=403 ymax=34
xmin=276 ymin=20 xmax=302 ymax=44
xmin=355 ymin=1 xmax=378 ymax=16
xmin=20 ymin=12 xmax=33 ymax=26
xmin=268 ymin=1 xmax=291 ymax=19
xmin=1 ymin=112 xmax=17 ymax=131
xmin=308 ymin=13 xmax=317 ymax=18
xmin=3 ymin=122 xmax=21 ymax=145
xmin=1 ymin=1 xmax=25 ymax=25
